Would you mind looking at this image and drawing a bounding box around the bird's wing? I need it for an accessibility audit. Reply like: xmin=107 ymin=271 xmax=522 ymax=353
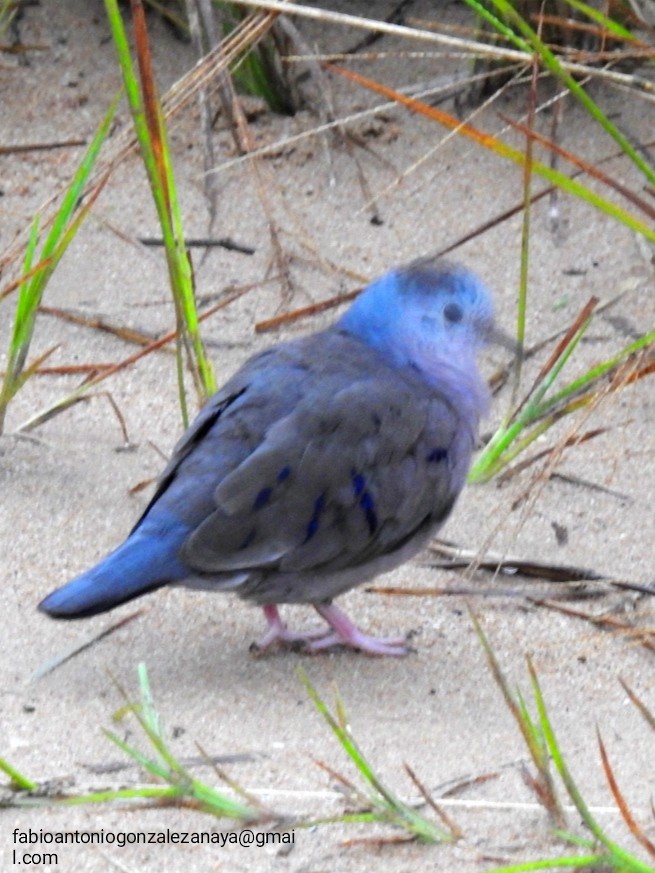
xmin=131 ymin=343 xmax=308 ymax=534
xmin=175 ymin=331 xmax=474 ymax=578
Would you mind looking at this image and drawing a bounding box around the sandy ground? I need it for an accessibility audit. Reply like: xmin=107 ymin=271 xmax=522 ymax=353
xmin=1 ymin=2 xmax=654 ymax=871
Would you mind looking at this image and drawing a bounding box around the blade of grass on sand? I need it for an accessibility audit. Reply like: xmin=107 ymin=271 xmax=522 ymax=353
xmin=470 ymin=296 xmax=655 ymax=483
xmin=511 ymin=27 xmax=541 ymax=404
xmin=487 ymin=331 xmax=655 ymax=483
xmin=528 ymin=657 xmax=655 ymax=873
xmin=0 ymin=97 xmax=118 ymax=434
xmin=298 ymin=667 xmax=453 ymax=843
xmin=484 ymin=851 xmax=609 ymax=871
xmin=469 ymin=608 xmax=564 ymax=825
xmin=619 ymin=678 xmax=655 ymax=733
xmin=597 ymin=729 xmax=655 ymax=859
xmin=3 ymin=662 xmax=266 ymax=819
xmin=104 ymin=0 xmax=216 ymax=425
xmin=0 ymin=757 xmax=37 ymax=792
xmin=470 ymin=298 xmax=597 ymax=483
xmin=477 ymin=632 xmax=655 ymax=873
xmin=325 ymin=63 xmax=655 ymax=246
xmin=70 ymin=663 xmax=264 ymax=820
xmin=468 ymin=0 xmax=655 ymax=189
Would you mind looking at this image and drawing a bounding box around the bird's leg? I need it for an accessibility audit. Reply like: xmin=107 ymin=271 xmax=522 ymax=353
xmin=251 ymin=604 xmax=330 ymax=653
xmin=308 ymin=602 xmax=410 ymax=656
xmin=252 ymin=603 xmax=410 ymax=656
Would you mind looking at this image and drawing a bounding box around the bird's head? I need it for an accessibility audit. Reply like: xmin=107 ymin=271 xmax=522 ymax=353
xmin=339 ymin=258 xmax=495 ymax=381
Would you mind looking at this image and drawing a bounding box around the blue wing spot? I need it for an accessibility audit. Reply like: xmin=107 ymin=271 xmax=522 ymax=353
xmin=427 ymin=447 xmax=448 ymax=463
xmin=277 ymin=465 xmax=291 ymax=482
xmin=304 ymin=494 xmax=326 ymax=542
xmin=360 ymin=491 xmax=378 ymax=535
xmin=351 ymin=470 xmax=366 ymax=497
xmin=253 ymin=487 xmax=272 ymax=510
xmin=238 ymin=528 xmax=257 ymax=551
xmin=351 ymin=471 xmax=377 ymax=534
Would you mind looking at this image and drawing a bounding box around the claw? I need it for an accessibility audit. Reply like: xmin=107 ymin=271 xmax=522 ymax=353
xmin=250 ymin=604 xmax=328 ymax=653
xmin=251 ymin=603 xmax=410 ymax=656
xmin=313 ymin=602 xmax=410 ymax=655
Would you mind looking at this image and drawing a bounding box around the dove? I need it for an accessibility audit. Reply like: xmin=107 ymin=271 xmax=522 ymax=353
xmin=39 ymin=257 xmax=494 ymax=655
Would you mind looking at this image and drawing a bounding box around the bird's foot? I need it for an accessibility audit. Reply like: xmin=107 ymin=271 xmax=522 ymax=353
xmin=251 ymin=603 xmax=411 ymax=656
xmin=311 ymin=602 xmax=411 ymax=656
xmin=250 ymin=604 xmax=329 ymax=654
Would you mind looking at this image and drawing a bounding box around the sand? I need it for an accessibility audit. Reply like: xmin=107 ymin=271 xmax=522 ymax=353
xmin=1 ymin=2 xmax=654 ymax=871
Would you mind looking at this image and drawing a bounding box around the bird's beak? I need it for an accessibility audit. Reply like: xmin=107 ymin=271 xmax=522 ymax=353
xmin=486 ymin=324 xmax=519 ymax=354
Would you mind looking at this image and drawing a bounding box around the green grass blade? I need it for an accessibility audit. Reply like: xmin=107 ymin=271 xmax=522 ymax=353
xmin=473 ymin=415 xmax=557 ymax=481
xmin=298 ymin=668 xmax=389 ymax=797
xmin=478 ymin=0 xmax=655 ymax=188
xmin=103 ymin=728 xmax=176 ymax=784
xmin=37 ymin=94 xmax=120 ymax=271
xmin=469 ymin=304 xmax=655 ymax=484
xmin=58 ymin=786 xmax=186 ymax=806
xmin=104 ymin=0 xmax=216 ymax=422
xmin=471 ymin=611 xmax=566 ymax=824
xmin=0 ymin=99 xmax=117 ymax=433
xmin=329 ymin=63 xmax=655 ymax=245
xmin=483 ymin=854 xmax=608 ymax=872
xmin=110 ymin=664 xmax=191 ymax=778
xmin=298 ymin=667 xmax=450 ymax=842
xmin=533 ymin=329 xmax=655 ymax=418
xmin=470 ymin=310 xmax=594 ymax=482
xmin=564 ymin=0 xmax=639 ymax=42
xmin=464 ymin=0 xmax=532 ymax=52
xmin=101 ymin=728 xmax=259 ymax=819
xmin=512 ymin=45 xmax=541 ymax=404
xmin=528 ymin=660 xmax=655 ymax=872
xmin=0 ymin=216 xmax=41 ymax=405
xmin=0 ymin=757 xmax=37 ymax=791
xmin=104 ymin=664 xmax=262 ymax=821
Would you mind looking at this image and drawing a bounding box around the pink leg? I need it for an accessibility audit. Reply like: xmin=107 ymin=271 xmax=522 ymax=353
xmin=251 ymin=604 xmax=330 ymax=653
xmin=251 ymin=603 xmax=410 ymax=656
xmin=310 ymin=603 xmax=410 ymax=656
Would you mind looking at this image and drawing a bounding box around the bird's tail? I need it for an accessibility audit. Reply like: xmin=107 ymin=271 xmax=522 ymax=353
xmin=38 ymin=527 xmax=189 ymax=619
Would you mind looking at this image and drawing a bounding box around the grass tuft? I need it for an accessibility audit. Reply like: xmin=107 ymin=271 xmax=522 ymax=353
xmin=82 ymin=662 xmax=266 ymax=820
xmin=298 ymin=667 xmax=456 ymax=843
xmin=0 ymin=98 xmax=118 ymax=434
xmin=474 ymin=611 xmax=655 ymax=873
xmin=0 ymin=757 xmax=37 ymax=792
xmin=1 ymin=664 xmax=267 ymax=823
xmin=104 ymin=0 xmax=216 ymax=425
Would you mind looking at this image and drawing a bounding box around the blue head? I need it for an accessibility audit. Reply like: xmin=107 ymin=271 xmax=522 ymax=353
xmin=339 ymin=259 xmax=494 ymax=385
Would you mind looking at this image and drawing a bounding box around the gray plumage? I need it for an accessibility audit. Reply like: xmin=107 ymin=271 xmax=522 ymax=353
xmin=39 ymin=258 xmax=494 ymax=655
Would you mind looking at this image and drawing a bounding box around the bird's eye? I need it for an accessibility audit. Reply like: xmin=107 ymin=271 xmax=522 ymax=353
xmin=443 ymin=301 xmax=463 ymax=323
